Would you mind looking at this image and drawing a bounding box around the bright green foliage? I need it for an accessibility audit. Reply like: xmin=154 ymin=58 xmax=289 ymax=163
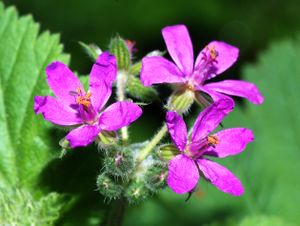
xmin=0 ymin=188 xmax=63 ymax=225
xmin=0 ymin=2 xmax=69 ymax=224
xmin=0 ymin=2 xmax=69 ymax=189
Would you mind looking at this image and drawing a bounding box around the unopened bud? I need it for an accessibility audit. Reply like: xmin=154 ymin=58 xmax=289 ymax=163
xmin=157 ymin=144 xmax=180 ymax=161
xmin=167 ymin=89 xmax=195 ymax=114
xmin=103 ymin=147 xmax=134 ymax=178
xmin=144 ymin=161 xmax=168 ymax=192
xmin=125 ymin=181 xmax=149 ymax=204
xmin=96 ymin=173 xmax=123 ymax=200
xmin=109 ymin=36 xmax=131 ymax=70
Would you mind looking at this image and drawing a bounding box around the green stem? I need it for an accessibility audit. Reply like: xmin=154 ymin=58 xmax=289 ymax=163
xmin=100 ymin=197 xmax=127 ymax=226
xmin=136 ymin=124 xmax=168 ymax=165
xmin=116 ymin=71 xmax=129 ymax=144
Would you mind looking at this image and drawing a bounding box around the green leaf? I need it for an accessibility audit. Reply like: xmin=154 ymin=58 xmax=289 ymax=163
xmin=0 ymin=188 xmax=64 ymax=225
xmin=0 ymin=2 xmax=69 ymax=190
xmin=126 ymin=75 xmax=158 ymax=101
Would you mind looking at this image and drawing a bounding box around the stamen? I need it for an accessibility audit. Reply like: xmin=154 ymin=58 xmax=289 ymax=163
xmin=207 ymin=135 xmax=219 ymax=147
xmin=74 ymin=87 xmax=92 ymax=108
xmin=207 ymin=45 xmax=218 ymax=60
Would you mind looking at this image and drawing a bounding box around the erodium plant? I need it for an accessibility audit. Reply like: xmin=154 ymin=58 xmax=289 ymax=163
xmin=34 ymin=24 xmax=264 ymax=224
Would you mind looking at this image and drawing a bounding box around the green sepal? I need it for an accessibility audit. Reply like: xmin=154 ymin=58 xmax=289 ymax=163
xmin=157 ymin=143 xmax=180 ymax=161
xmin=109 ymin=36 xmax=131 ymax=70
xmin=129 ymin=62 xmax=142 ymax=76
xmin=126 ymin=75 xmax=158 ymax=101
xmin=79 ymin=41 xmax=101 ymax=61
xmin=97 ymin=130 xmax=118 ymax=147
xmin=167 ymin=89 xmax=195 ymax=114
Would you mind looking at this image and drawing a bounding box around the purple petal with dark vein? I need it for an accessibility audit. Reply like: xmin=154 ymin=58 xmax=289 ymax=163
xmin=205 ymin=128 xmax=254 ymax=158
xmin=98 ymin=101 xmax=142 ymax=131
xmin=204 ymin=80 xmax=264 ymax=105
xmin=66 ymin=125 xmax=100 ymax=148
xmin=195 ymin=41 xmax=239 ymax=80
xmin=167 ymin=154 xmax=199 ymax=194
xmin=140 ymin=56 xmax=185 ymax=86
xmin=166 ymin=111 xmax=187 ymax=151
xmin=197 ymin=158 xmax=244 ymax=196
xmin=162 ymin=24 xmax=194 ymax=76
xmin=46 ymin=61 xmax=83 ymax=105
xmin=34 ymin=96 xmax=82 ymax=126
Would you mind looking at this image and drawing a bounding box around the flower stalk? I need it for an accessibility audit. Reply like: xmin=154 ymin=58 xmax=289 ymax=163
xmin=116 ymin=70 xmax=129 ymax=143
xmin=136 ymin=124 xmax=168 ymax=165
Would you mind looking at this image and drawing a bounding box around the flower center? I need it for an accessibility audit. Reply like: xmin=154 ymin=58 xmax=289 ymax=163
xmin=207 ymin=135 xmax=219 ymax=147
xmin=185 ymin=135 xmax=220 ymax=159
xmin=75 ymin=87 xmax=92 ymax=109
xmin=70 ymin=87 xmax=97 ymax=124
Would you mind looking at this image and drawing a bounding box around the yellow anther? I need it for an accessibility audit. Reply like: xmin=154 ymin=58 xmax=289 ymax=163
xmin=207 ymin=135 xmax=219 ymax=146
xmin=209 ymin=46 xmax=218 ymax=60
xmin=75 ymin=87 xmax=92 ymax=108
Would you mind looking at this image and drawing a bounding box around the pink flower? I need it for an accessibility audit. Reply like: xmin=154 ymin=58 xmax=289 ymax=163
xmin=141 ymin=24 xmax=264 ymax=105
xmin=166 ymin=99 xmax=254 ymax=195
xmin=34 ymin=52 xmax=142 ymax=148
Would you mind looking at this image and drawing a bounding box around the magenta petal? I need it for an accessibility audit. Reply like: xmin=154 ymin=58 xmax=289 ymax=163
xmin=204 ymin=80 xmax=264 ymax=105
xmin=167 ymin=154 xmax=199 ymax=194
xmin=141 ymin=56 xmax=185 ymax=86
xmin=197 ymin=158 xmax=244 ymax=196
xmin=205 ymin=128 xmax=254 ymax=158
xmin=66 ymin=125 xmax=100 ymax=148
xmin=190 ymin=99 xmax=234 ymax=148
xmin=195 ymin=41 xmax=239 ymax=80
xmin=34 ymin=96 xmax=82 ymax=126
xmin=89 ymin=52 xmax=117 ymax=112
xmin=166 ymin=111 xmax=187 ymax=151
xmin=162 ymin=25 xmax=194 ymax=76
xmin=98 ymin=101 xmax=142 ymax=131
xmin=46 ymin=61 xmax=83 ymax=105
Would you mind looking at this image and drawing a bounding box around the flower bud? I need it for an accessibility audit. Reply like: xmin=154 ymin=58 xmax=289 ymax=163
xmin=144 ymin=161 xmax=168 ymax=192
xmin=124 ymin=180 xmax=149 ymax=204
xmin=157 ymin=144 xmax=180 ymax=161
xmin=167 ymin=89 xmax=195 ymax=114
xmin=109 ymin=36 xmax=131 ymax=70
xmin=96 ymin=173 xmax=123 ymax=200
xmin=103 ymin=147 xmax=134 ymax=178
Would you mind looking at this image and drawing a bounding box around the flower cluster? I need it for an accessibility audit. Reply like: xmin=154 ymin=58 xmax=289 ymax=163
xmin=34 ymin=24 xmax=263 ymax=201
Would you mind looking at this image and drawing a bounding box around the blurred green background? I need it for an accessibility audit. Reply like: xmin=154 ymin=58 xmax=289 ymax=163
xmin=1 ymin=0 xmax=300 ymax=225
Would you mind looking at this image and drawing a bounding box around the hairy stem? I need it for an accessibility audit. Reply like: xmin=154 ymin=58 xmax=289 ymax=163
xmin=100 ymin=197 xmax=127 ymax=226
xmin=116 ymin=71 xmax=129 ymax=143
xmin=136 ymin=123 xmax=168 ymax=165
